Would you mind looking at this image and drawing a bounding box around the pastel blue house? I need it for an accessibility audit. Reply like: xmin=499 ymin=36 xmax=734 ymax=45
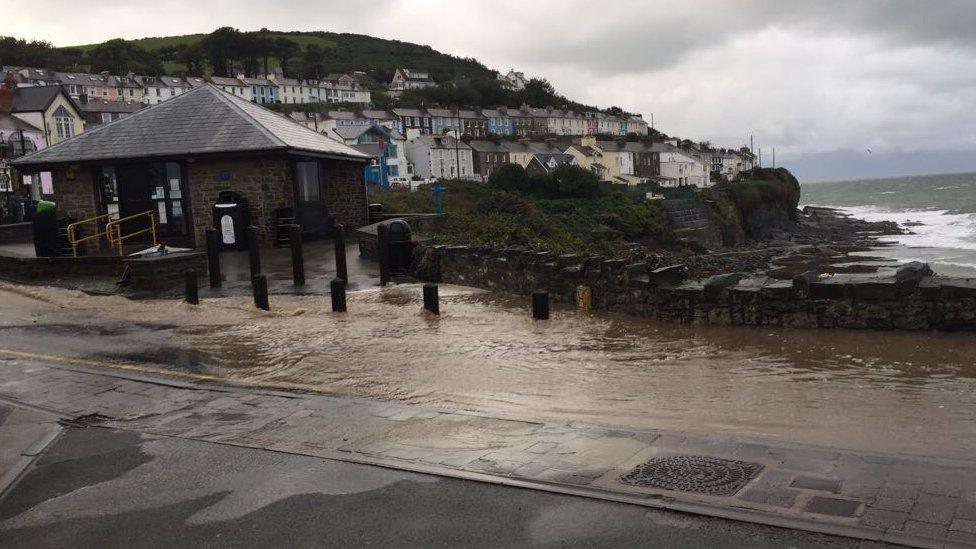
xmin=242 ymin=77 xmax=279 ymax=104
xmin=428 ymin=108 xmax=461 ymax=135
xmin=482 ymin=108 xmax=513 ymax=136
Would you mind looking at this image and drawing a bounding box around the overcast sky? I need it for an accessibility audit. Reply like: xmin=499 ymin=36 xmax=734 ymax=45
xmin=10 ymin=0 xmax=976 ymax=181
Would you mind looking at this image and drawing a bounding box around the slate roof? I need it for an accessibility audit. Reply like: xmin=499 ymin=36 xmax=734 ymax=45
xmin=361 ymin=110 xmax=394 ymax=120
xmin=332 ymin=124 xmax=403 ymax=142
xmin=410 ymin=135 xmax=470 ymax=150
xmin=13 ymin=85 xmax=367 ymax=168
xmin=78 ymin=100 xmax=145 ymax=114
xmin=209 ymin=76 xmax=243 ymax=87
xmin=467 ymin=140 xmax=509 ymax=153
xmin=10 ymin=86 xmax=68 ymax=113
xmin=529 ymin=153 xmax=575 ymax=173
xmin=157 ymin=76 xmax=187 ymax=88
xmin=392 ymin=108 xmax=427 ymax=118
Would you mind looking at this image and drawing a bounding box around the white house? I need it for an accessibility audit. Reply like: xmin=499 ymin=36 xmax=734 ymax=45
xmin=498 ymin=69 xmax=527 ymax=91
xmin=140 ymin=76 xmax=188 ymax=105
xmin=653 ymin=143 xmax=711 ymax=188
xmin=273 ymin=77 xmax=312 ymax=104
xmin=389 ymin=68 xmax=435 ymax=97
xmin=208 ymin=76 xmax=251 ymax=101
xmin=404 ymin=134 xmax=474 ymax=180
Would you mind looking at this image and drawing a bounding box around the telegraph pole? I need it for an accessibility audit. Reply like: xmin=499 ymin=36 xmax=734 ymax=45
xmin=454 ymin=110 xmax=461 ymax=179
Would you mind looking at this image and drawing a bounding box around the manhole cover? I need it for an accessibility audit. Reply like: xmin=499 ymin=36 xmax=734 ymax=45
xmin=620 ymin=455 xmax=763 ymax=496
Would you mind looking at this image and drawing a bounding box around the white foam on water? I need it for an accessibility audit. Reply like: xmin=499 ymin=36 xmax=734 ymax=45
xmin=807 ymin=204 xmax=976 ymax=272
xmin=844 ymin=206 xmax=976 ymax=250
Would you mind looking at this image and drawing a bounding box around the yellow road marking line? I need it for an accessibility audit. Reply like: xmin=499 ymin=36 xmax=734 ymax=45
xmin=0 ymin=348 xmax=349 ymax=396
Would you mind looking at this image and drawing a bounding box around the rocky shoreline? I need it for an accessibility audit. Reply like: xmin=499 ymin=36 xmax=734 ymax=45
xmin=658 ymin=205 xmax=907 ymax=279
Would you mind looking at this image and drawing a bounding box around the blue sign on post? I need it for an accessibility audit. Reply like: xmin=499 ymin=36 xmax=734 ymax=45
xmin=431 ymin=183 xmax=446 ymax=214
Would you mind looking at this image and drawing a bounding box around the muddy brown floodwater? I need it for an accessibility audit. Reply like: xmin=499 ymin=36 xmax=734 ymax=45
xmin=167 ymin=284 xmax=976 ymax=460
xmin=4 ymin=282 xmax=976 ymax=460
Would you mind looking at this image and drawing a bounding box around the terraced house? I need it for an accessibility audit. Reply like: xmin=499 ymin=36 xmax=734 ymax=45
xmin=208 ymin=76 xmax=250 ymax=100
xmin=241 ymin=76 xmax=278 ymax=104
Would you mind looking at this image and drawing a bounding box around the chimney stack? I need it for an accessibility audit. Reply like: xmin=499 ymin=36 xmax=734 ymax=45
xmin=0 ymin=72 xmax=17 ymax=112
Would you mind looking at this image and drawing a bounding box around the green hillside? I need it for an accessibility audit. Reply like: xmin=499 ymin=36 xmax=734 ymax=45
xmin=2 ymin=28 xmax=609 ymax=112
xmin=68 ymin=30 xmax=492 ymax=84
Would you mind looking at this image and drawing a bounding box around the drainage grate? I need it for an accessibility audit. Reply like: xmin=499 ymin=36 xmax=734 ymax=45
xmin=620 ymin=455 xmax=763 ymax=496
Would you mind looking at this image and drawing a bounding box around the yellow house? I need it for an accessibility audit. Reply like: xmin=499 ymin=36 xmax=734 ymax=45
xmin=3 ymin=82 xmax=85 ymax=146
xmin=565 ymin=136 xmax=639 ymax=184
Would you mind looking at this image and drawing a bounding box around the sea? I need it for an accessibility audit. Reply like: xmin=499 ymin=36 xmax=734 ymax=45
xmin=801 ymin=172 xmax=976 ymax=277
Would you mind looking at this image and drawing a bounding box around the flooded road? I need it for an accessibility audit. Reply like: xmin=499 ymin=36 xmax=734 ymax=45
xmin=2 ymin=282 xmax=975 ymax=460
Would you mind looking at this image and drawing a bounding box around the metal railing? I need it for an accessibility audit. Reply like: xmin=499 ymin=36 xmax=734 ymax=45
xmin=105 ymin=210 xmax=158 ymax=256
xmin=66 ymin=212 xmax=118 ymax=257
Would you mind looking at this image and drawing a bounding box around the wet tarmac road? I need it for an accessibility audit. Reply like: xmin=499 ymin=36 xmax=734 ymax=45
xmin=0 ymin=426 xmax=885 ymax=548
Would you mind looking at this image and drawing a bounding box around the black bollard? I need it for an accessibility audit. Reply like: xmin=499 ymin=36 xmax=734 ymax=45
xmin=247 ymin=225 xmax=261 ymax=279
xmin=289 ymin=224 xmax=305 ymax=286
xmin=333 ymin=223 xmax=348 ymax=281
xmin=532 ymin=290 xmax=549 ymax=320
xmin=330 ymin=278 xmax=347 ymax=312
xmin=423 ymin=283 xmax=439 ymax=315
xmin=377 ymin=223 xmax=390 ymax=286
xmin=252 ymin=273 xmax=269 ymax=311
xmin=205 ymin=227 xmax=221 ymax=288
xmin=185 ymin=269 xmax=199 ymax=305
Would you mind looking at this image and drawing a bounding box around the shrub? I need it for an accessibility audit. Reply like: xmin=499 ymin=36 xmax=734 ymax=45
xmin=487 ymin=163 xmax=529 ymax=192
xmin=549 ymin=165 xmax=601 ymax=198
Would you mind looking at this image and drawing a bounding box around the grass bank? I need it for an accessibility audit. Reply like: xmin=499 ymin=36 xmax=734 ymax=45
xmin=368 ymin=168 xmax=672 ymax=257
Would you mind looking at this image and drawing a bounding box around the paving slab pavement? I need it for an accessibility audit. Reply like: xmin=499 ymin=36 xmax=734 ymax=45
xmin=0 ymin=401 xmax=62 ymax=499
xmin=1 ymin=355 xmax=975 ymax=548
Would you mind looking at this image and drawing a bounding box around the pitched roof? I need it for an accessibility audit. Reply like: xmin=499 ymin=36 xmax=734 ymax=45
xmin=10 ymin=86 xmax=68 ymax=113
xmin=78 ymin=100 xmax=145 ymax=114
xmin=467 ymin=140 xmax=508 ymax=153
xmin=392 ymin=108 xmax=426 ymax=117
xmin=332 ymin=124 xmax=403 ymax=142
xmin=157 ymin=76 xmax=186 ymax=88
xmin=529 ymin=153 xmax=575 ymax=172
xmin=208 ymin=76 xmax=243 ymax=86
xmin=361 ymin=109 xmax=394 ymax=120
xmin=410 ymin=135 xmax=470 ymax=150
xmin=0 ymin=110 xmax=42 ymax=133
xmin=13 ymin=85 xmax=367 ymax=168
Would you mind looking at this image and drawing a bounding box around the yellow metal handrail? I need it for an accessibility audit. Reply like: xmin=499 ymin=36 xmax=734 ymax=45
xmin=66 ymin=212 xmax=118 ymax=257
xmin=105 ymin=210 xmax=158 ymax=256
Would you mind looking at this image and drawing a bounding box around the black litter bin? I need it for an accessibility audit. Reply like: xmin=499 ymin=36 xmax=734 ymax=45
xmin=385 ymin=218 xmax=413 ymax=273
xmin=31 ymin=202 xmax=59 ymax=257
xmin=212 ymin=191 xmax=250 ymax=250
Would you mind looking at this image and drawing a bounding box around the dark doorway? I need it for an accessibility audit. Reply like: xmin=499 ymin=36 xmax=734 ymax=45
xmin=116 ymin=164 xmax=153 ymax=239
xmin=294 ymin=159 xmax=332 ymax=237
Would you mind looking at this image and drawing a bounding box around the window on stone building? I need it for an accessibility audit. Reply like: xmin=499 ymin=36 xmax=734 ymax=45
xmin=296 ymin=161 xmax=321 ymax=201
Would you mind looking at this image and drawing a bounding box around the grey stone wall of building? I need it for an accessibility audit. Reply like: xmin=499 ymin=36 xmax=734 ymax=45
xmin=186 ymin=156 xmax=294 ymax=248
xmin=417 ymin=245 xmax=976 ymax=331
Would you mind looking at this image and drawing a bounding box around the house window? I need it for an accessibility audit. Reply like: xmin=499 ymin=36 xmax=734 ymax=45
xmin=53 ymin=107 xmax=75 ymax=139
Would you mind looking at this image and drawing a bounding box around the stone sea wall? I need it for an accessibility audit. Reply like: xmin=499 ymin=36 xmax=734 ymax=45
xmin=417 ymin=245 xmax=976 ymax=331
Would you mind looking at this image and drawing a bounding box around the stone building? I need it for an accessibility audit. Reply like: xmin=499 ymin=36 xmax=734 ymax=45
xmin=12 ymin=85 xmax=368 ymax=250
